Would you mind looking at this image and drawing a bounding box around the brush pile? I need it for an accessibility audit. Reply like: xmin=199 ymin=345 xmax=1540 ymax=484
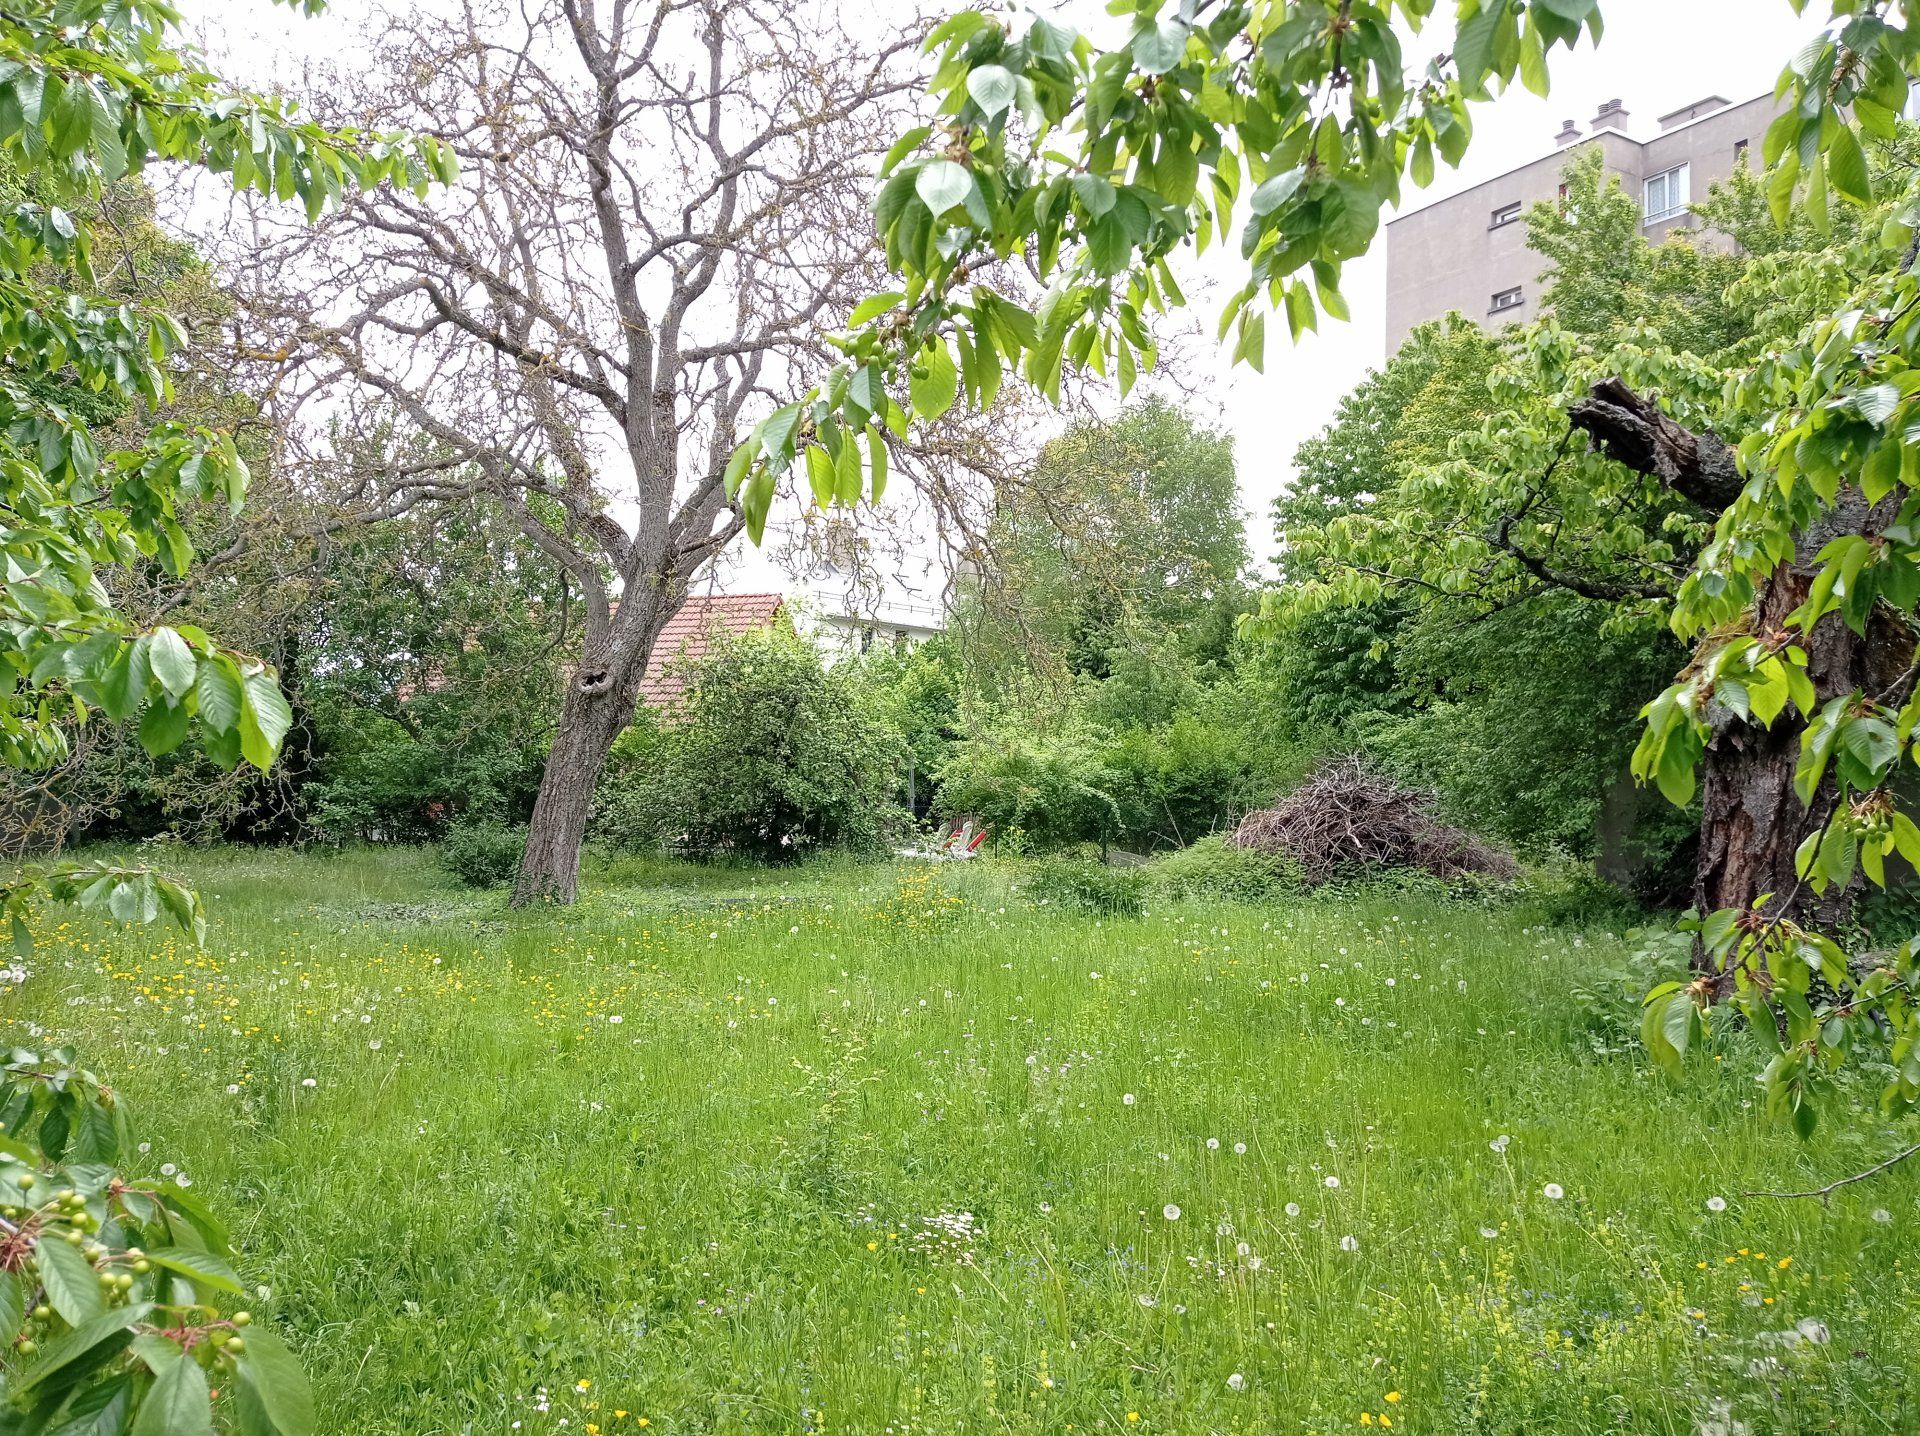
xmin=1231 ymin=756 xmax=1520 ymax=887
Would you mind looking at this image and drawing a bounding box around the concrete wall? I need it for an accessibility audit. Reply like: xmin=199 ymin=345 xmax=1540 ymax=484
xmin=1383 ymin=94 xmax=1779 ymax=352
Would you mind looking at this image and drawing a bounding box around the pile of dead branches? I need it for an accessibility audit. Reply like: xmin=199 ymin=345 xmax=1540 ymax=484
xmin=1231 ymin=756 xmax=1520 ymax=887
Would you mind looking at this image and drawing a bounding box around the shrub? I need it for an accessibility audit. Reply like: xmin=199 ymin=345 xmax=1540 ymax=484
xmin=935 ymin=721 xmax=1122 ymax=852
xmin=1147 ymin=834 xmax=1303 ymax=903
xmin=1018 ymin=857 xmax=1146 ymax=917
xmin=595 ymin=627 xmax=905 ymax=863
xmin=1232 ymin=755 xmax=1519 ymax=887
xmin=440 ymin=821 xmax=526 ymax=887
xmin=1103 ymin=712 xmax=1255 ymax=851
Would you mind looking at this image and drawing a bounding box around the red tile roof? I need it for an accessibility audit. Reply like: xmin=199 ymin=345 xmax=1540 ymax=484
xmin=637 ymin=593 xmax=785 ymax=707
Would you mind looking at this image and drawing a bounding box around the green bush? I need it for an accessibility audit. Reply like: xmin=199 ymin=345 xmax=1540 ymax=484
xmin=935 ymin=721 xmax=1122 ymax=851
xmin=440 ymin=822 xmax=526 ymax=887
xmin=595 ymin=627 xmax=905 ymax=863
xmin=1018 ymin=857 xmax=1146 ymax=917
xmin=1146 ymin=834 xmax=1303 ymax=903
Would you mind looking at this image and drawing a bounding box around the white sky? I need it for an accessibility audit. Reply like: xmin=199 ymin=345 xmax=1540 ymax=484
xmin=181 ymin=0 xmax=1828 ymax=591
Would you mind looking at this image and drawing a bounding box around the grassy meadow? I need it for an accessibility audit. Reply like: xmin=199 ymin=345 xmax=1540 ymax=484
xmin=10 ymin=848 xmax=1920 ymax=1434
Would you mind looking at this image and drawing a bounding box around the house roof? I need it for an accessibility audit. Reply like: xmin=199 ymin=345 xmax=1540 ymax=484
xmin=637 ymin=592 xmax=785 ymax=707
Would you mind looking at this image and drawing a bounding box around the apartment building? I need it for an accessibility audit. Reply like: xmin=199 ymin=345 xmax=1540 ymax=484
xmin=1383 ymin=93 xmax=1778 ymax=352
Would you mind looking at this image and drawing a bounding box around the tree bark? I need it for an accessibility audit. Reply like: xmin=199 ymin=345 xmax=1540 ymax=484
xmin=512 ymin=591 xmax=672 ymax=905
xmin=1568 ymin=381 xmax=1913 ymax=967
xmin=512 ymin=674 xmax=639 ymax=905
xmin=1692 ymin=496 xmax=1912 ymax=942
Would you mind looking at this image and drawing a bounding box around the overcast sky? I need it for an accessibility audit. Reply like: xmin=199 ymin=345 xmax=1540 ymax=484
xmin=182 ymin=0 xmax=1829 ymax=593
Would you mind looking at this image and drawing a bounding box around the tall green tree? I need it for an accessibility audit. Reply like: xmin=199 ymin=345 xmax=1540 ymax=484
xmin=958 ymin=396 xmax=1248 ymax=697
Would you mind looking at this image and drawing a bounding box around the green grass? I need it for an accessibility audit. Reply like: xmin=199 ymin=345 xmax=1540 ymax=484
xmin=14 ymin=847 xmax=1920 ymax=1434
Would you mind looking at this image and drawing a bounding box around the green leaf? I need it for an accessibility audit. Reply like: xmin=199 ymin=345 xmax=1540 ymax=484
xmin=1825 ymin=123 xmax=1872 ymax=205
xmin=136 ymin=699 xmax=190 ymax=759
xmin=1070 ymin=173 xmax=1117 ymax=217
xmin=130 ymin=1342 xmax=212 ymax=1436
xmin=909 ymin=341 xmax=958 ymax=421
xmin=147 ymin=628 xmax=195 ymax=700
xmin=803 ymin=445 xmax=835 ymax=507
xmin=12 ymin=1305 xmax=148 ymax=1399
xmin=142 ymin=1246 xmax=243 ymax=1295
xmin=879 ymin=125 xmax=929 ymax=176
xmin=1131 ymin=19 xmax=1189 ymax=76
xmin=914 ymin=161 xmax=972 ymax=215
xmin=1086 ymin=211 xmax=1134 ymax=275
xmin=0 ymin=1270 xmax=21 ymax=1347
xmin=865 ymin=425 xmax=888 ymax=504
xmin=194 ymin=657 xmax=242 ymax=734
xmin=848 ymin=292 xmax=904 ymax=326
xmin=1518 ymin=22 xmax=1548 ymax=97
xmin=45 ymin=1373 xmax=132 ymax=1436
xmin=232 ymin=1329 xmax=315 ymax=1436
xmin=240 ymin=670 xmax=293 ymax=772
xmin=965 ymin=64 xmax=1017 ymax=117
xmin=1248 ymin=167 xmax=1305 ymax=218
xmin=35 ymin=1233 xmax=104 ymax=1325
xmin=1454 ymin=1 xmax=1504 ymax=90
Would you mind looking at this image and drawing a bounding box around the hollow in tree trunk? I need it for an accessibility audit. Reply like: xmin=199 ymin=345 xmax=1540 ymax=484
xmin=513 ymin=657 xmax=645 ymax=907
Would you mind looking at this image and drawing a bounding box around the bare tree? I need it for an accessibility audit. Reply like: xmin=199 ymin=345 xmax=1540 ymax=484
xmin=220 ymin=0 xmax=929 ymax=901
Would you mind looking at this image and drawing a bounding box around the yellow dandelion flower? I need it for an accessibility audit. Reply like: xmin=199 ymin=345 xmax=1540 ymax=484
xmin=867 ymin=1241 xmax=878 ymax=1251
xmin=1384 ymin=1393 xmax=1400 ymax=1404
xmin=1777 ymin=1256 xmax=1791 ymax=1269
xmin=1360 ymin=1415 xmax=1374 ymax=1427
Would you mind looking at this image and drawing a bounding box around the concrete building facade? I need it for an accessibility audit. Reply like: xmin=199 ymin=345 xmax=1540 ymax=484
xmin=1383 ymin=93 xmax=1779 ymax=352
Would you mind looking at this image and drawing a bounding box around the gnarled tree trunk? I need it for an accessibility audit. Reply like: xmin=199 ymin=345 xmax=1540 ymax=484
xmin=512 ymin=591 xmax=671 ymax=905
xmin=513 ymin=670 xmax=641 ymax=905
xmin=1569 ymin=381 xmax=1914 ymax=968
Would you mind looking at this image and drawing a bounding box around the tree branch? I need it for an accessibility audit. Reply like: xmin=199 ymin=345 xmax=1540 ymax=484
xmin=1567 ymin=377 xmax=1745 ymax=513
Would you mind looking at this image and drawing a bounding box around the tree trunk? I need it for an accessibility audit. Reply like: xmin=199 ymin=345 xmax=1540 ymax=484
xmin=1693 ymin=534 xmax=1912 ymax=963
xmin=1567 ymin=381 xmax=1914 ymax=973
xmin=512 ymin=663 xmax=642 ymax=906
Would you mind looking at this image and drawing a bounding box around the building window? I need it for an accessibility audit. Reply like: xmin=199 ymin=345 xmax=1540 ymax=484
xmin=1644 ymin=163 xmax=1691 ymax=224
xmin=1733 ymin=138 xmax=1750 ymax=162
xmin=1489 ymin=201 xmax=1522 ymax=229
xmin=1489 ymin=286 xmax=1524 ymax=315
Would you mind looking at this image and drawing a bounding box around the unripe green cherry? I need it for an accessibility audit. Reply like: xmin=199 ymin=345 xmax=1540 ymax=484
xmin=17 ymin=1339 xmax=35 ymax=1356
xmin=224 ymin=1336 xmax=245 ymax=1354
xmin=30 ymin=1305 xmax=48 ymax=1320
xmin=231 ymin=1311 xmax=252 ymax=1327
xmin=132 ymin=1259 xmax=150 ymax=1274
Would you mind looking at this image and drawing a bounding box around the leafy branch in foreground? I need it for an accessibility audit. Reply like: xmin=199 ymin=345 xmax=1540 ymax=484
xmin=0 ymin=1047 xmax=311 ymax=1434
xmin=727 ymin=0 xmax=1614 ymax=535
xmin=3 ymin=1 xmax=454 ymax=1424
xmin=4 ymin=0 xmax=451 ymax=916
